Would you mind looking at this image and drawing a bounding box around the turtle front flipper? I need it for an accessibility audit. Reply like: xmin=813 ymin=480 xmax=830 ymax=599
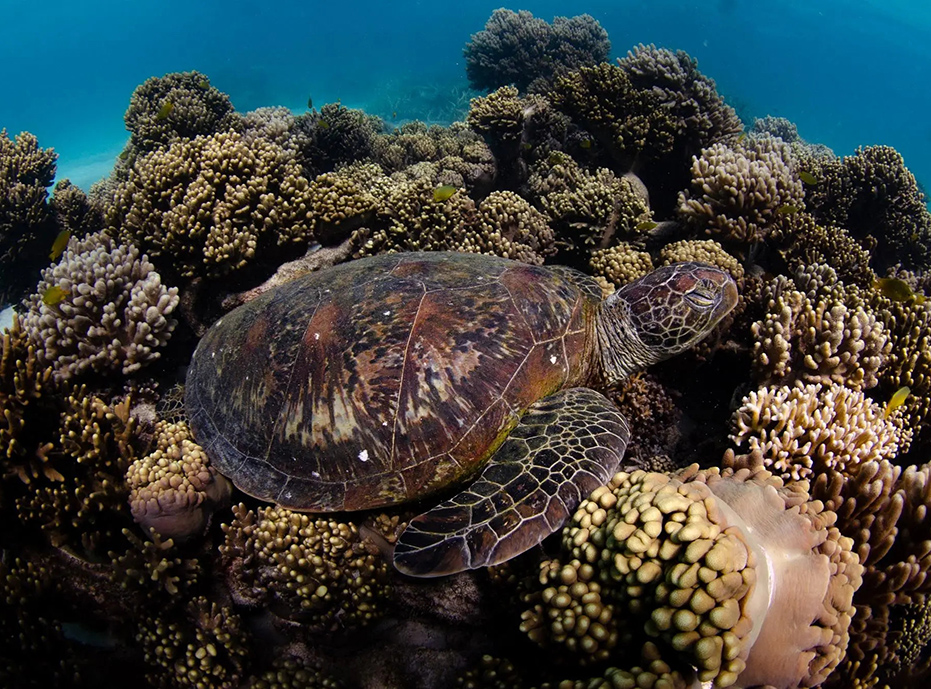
xmin=393 ymin=387 xmax=630 ymax=577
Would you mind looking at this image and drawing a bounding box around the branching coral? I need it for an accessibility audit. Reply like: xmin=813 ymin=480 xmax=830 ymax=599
xmin=127 ymin=420 xmax=229 ymax=541
xmin=589 ymin=243 xmax=654 ymax=289
xmin=110 ymin=527 xmax=201 ymax=597
xmin=731 ymin=382 xmax=908 ymax=481
xmin=677 ymin=135 xmax=805 ymax=249
xmin=295 ymin=103 xmax=384 ymax=175
xmin=21 ymin=229 xmax=179 ymax=382
xmin=464 ymin=9 xmax=609 ymax=93
xmin=523 ymin=453 xmax=861 ymax=688
xmin=14 ymin=386 xmax=137 ymax=556
xmin=124 ymin=71 xmax=239 ymax=151
xmin=0 ymin=129 xmax=59 ymax=305
xmin=659 ymin=240 xmax=745 ymax=284
xmin=529 ymin=156 xmax=652 ymax=255
xmin=749 ymin=265 xmax=889 ymax=390
xmin=805 ymin=145 xmax=931 ymax=272
xmin=220 ymin=504 xmax=390 ymax=632
xmin=136 ymin=595 xmax=249 ymax=689
xmin=105 ymin=129 xmax=315 ymax=279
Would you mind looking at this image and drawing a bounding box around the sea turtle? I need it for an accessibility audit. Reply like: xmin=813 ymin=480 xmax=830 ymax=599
xmin=185 ymin=251 xmax=737 ymax=577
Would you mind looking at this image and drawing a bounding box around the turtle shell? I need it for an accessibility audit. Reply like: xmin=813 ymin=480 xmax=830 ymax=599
xmin=185 ymin=251 xmax=603 ymax=511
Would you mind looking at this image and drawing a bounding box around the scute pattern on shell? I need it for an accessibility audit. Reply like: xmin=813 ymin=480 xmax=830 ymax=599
xmin=185 ymin=252 xmax=601 ymax=512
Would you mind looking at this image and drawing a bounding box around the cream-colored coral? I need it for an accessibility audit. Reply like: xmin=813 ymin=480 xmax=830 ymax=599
xmin=460 ymin=190 xmax=556 ymax=265
xmin=127 ymin=420 xmax=229 ymax=541
xmin=589 ymin=243 xmax=654 ymax=288
xmin=546 ymin=454 xmax=861 ymax=688
xmin=678 ymin=135 xmax=805 ymax=246
xmin=730 ymin=382 xmax=909 ymax=481
xmin=660 ymin=240 xmax=744 ymax=282
xmin=751 ymin=266 xmax=889 ymax=390
xmin=21 ymin=230 xmax=179 ymax=382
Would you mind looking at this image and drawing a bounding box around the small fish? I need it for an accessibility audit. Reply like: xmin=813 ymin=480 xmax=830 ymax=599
xmin=799 ymin=170 xmax=818 ymax=185
xmin=873 ymin=277 xmax=926 ymax=304
xmin=49 ymin=229 xmax=70 ymax=260
xmin=117 ymin=149 xmax=129 ymax=161
xmin=521 ymin=142 xmax=532 ymax=151
xmin=547 ymin=151 xmax=567 ymax=166
xmin=307 ymin=96 xmax=314 ymax=110
xmin=884 ymin=386 xmax=911 ymax=419
xmin=579 ymin=139 xmax=592 ymax=149
xmin=433 ymin=185 xmax=457 ymax=202
xmin=737 ymin=131 xmax=746 ymax=142
xmin=42 ymin=285 xmax=69 ymax=306
xmin=156 ymin=101 xmax=174 ymax=120
xmin=197 ymin=79 xmax=209 ymax=89
xmin=776 ymin=204 xmax=800 ymax=215
xmin=318 ymin=120 xmax=330 ymax=130
xmin=635 ymin=220 xmax=659 ymax=232
xmin=392 ymin=111 xmax=397 ymax=120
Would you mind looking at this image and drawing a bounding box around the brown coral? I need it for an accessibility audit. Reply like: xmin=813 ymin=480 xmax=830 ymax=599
xmin=127 ymin=420 xmax=229 ymax=541
xmin=105 ymin=129 xmax=315 ymax=279
xmin=124 ymin=70 xmax=239 ymax=151
xmin=21 ymin=229 xmax=180 ymax=382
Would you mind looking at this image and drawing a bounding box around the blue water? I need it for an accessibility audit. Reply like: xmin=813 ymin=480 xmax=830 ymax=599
xmin=2 ymin=0 xmax=930 ymax=191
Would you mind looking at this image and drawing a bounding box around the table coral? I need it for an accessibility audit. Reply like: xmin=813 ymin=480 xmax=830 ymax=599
xmin=124 ymin=70 xmax=239 ymax=151
xmin=105 ymin=129 xmax=315 ymax=279
xmin=464 ymin=9 xmax=609 ymax=93
xmin=21 ymin=229 xmax=179 ymax=382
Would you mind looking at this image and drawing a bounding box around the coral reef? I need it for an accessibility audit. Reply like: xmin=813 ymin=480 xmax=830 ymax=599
xmin=124 ymin=70 xmax=239 ymax=151
xmin=20 ymin=229 xmax=179 ymax=382
xmin=0 ymin=129 xmax=59 ymax=305
xmin=464 ymin=9 xmax=610 ymax=93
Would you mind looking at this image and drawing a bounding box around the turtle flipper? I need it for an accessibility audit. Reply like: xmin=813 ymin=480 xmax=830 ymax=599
xmin=393 ymin=387 xmax=630 ymax=577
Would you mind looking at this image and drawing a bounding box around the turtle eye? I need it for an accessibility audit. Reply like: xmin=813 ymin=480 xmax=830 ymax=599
xmin=685 ymin=285 xmax=716 ymax=309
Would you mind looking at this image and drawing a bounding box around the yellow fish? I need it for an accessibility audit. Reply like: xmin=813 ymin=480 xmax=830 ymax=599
xmin=118 ymin=149 xmax=130 ymax=161
xmin=42 ymin=285 xmax=69 ymax=306
xmin=873 ymin=277 xmax=926 ymax=304
xmin=884 ymin=386 xmax=911 ymax=419
xmin=635 ymin=220 xmax=659 ymax=232
xmin=433 ymin=185 xmax=457 ymax=202
xmin=776 ymin=204 xmax=800 ymax=215
xmin=579 ymin=139 xmax=592 ymax=149
xmin=799 ymin=171 xmax=818 ymax=185
xmin=318 ymin=120 xmax=330 ymax=130
xmin=198 ymin=79 xmax=210 ymax=89
xmin=156 ymin=101 xmax=174 ymax=120
xmin=49 ymin=229 xmax=70 ymax=260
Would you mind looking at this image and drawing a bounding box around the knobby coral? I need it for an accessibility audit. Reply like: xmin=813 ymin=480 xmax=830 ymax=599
xmin=522 ymin=452 xmax=861 ymax=688
xmin=21 ymin=229 xmax=179 ymax=382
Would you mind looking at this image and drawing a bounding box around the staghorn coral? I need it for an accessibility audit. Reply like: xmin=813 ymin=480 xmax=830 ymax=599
xmin=110 ymin=527 xmax=201 ymax=598
xmin=136 ymin=595 xmax=249 ymax=689
xmin=464 ymin=9 xmax=610 ymax=93
xmin=731 ymin=382 xmax=909 ymax=482
xmin=677 ymin=135 xmax=805 ymax=249
xmin=523 ymin=453 xmax=861 ymax=688
xmin=106 ymin=129 xmax=315 ymax=279
xmin=0 ymin=313 xmax=57 ymax=486
xmin=21 ymin=229 xmax=179 ymax=382
xmin=750 ymin=265 xmax=889 ymax=390
xmin=124 ymin=71 xmax=239 ymax=151
xmin=220 ymin=503 xmax=390 ymax=632
xmin=13 ymin=387 xmax=136 ymax=556
xmin=805 ymin=145 xmax=931 ymax=272
xmin=126 ymin=420 xmax=229 ymax=541
xmin=0 ymin=129 xmax=59 ymax=305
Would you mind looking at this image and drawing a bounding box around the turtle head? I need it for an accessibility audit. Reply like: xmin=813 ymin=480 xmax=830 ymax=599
xmin=598 ymin=262 xmax=738 ymax=384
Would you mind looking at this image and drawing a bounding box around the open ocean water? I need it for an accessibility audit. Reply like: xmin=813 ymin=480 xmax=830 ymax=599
xmin=2 ymin=0 xmax=930 ymax=191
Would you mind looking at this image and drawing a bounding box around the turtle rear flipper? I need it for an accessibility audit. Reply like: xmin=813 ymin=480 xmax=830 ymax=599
xmin=393 ymin=387 xmax=630 ymax=577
